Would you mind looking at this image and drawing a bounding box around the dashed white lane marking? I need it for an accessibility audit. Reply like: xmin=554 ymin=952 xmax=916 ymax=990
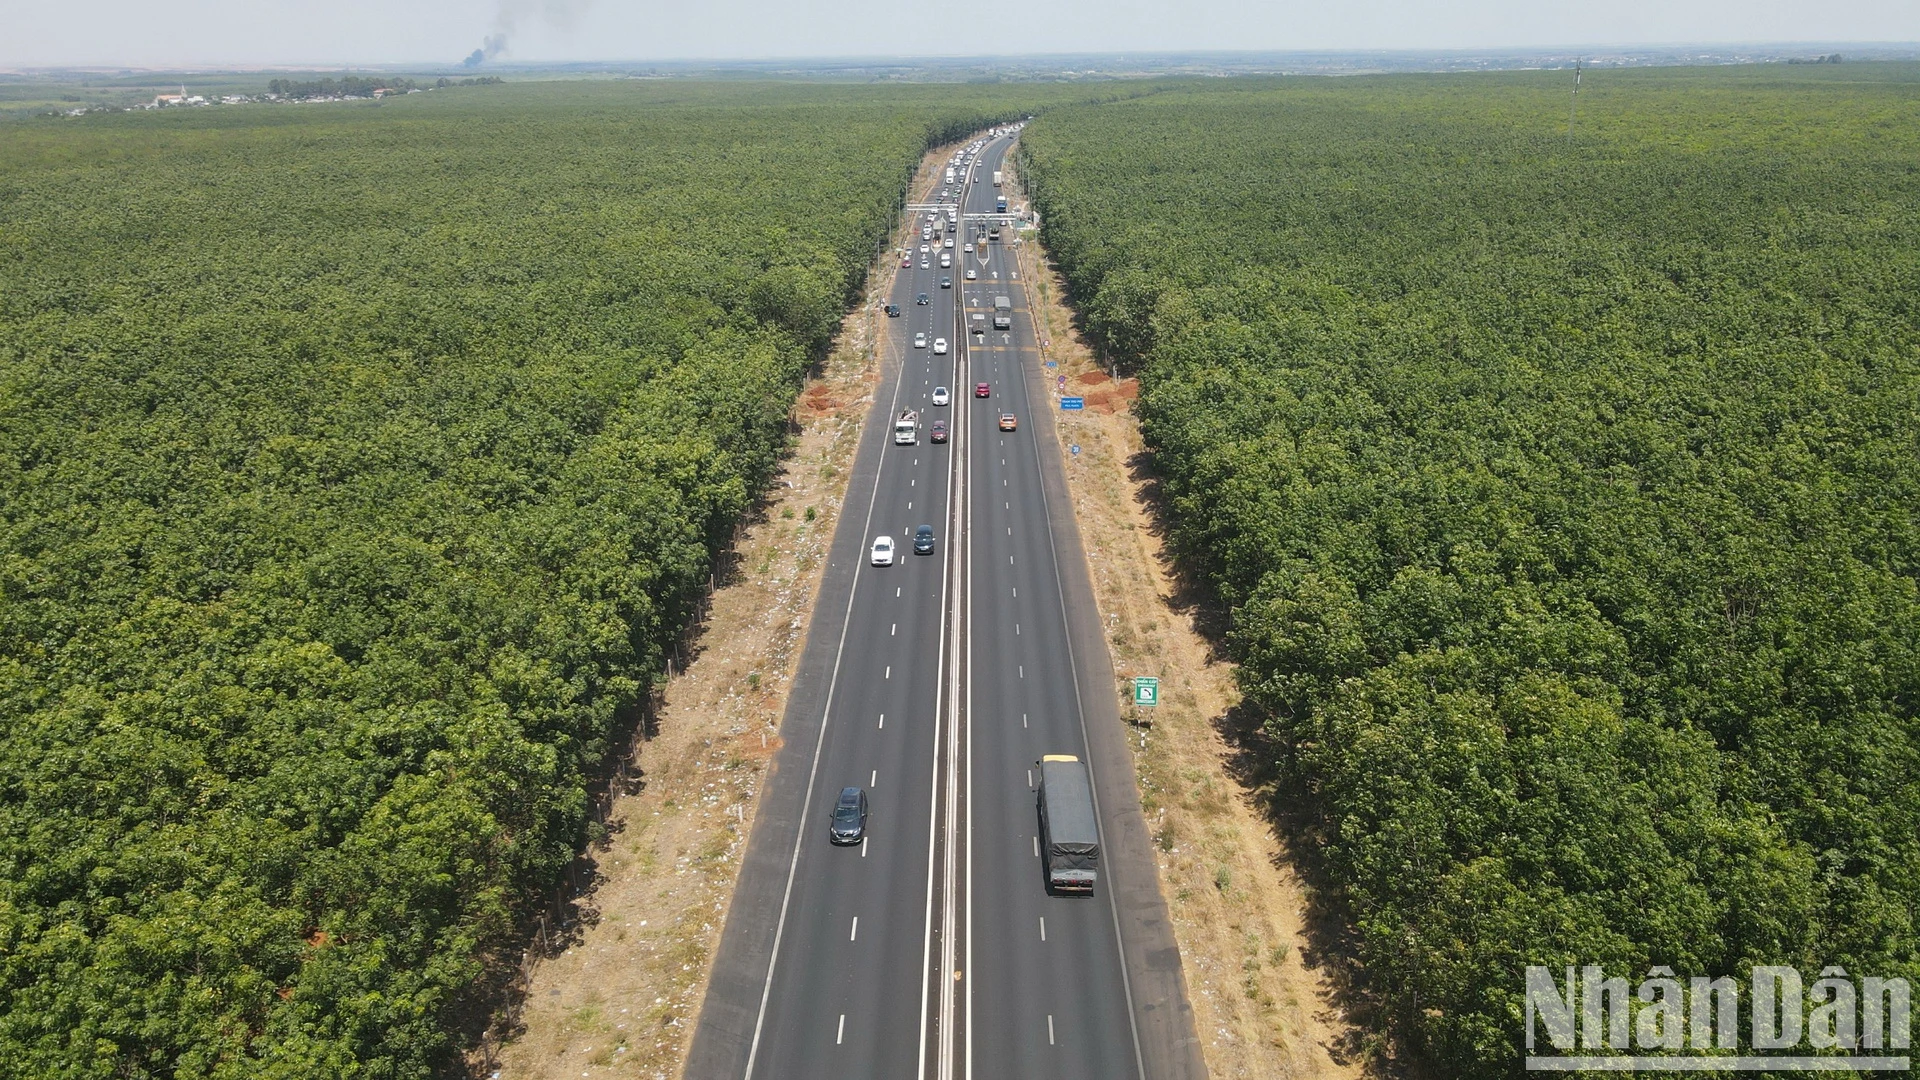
xmin=1019 ymin=665 xmax=1025 ymax=679
xmin=1007 ymin=527 xmax=1012 ymax=535
xmin=862 ymin=836 xmax=869 ymax=858
xmin=878 ymin=713 xmax=885 ymax=729
xmin=1016 ymin=624 xmax=1021 ymax=635
xmin=1027 ymin=769 xmax=1032 ymax=787
xmin=1013 ymin=587 xmax=1018 ymax=598
xmin=1033 ymin=835 xmax=1039 ymax=857
xmin=851 ymin=917 xmax=859 ymax=941
xmin=897 ymin=587 xmax=902 ymax=597
xmin=838 ymin=1014 xmax=846 ymax=1045
xmin=1048 ymin=1015 xmax=1056 ymax=1046
xmin=1023 ymin=712 xmax=1028 ymax=728
xmin=1040 ymin=917 xmax=1047 ymax=942
xmin=892 ymin=623 xmax=897 ymax=636
xmin=1009 ymin=555 xmax=1014 ymax=565
xmin=871 ymin=769 xmax=877 ymax=787
xmin=1005 ymin=502 xmax=1009 ymax=510
xmin=885 ymin=665 xmax=891 ymax=679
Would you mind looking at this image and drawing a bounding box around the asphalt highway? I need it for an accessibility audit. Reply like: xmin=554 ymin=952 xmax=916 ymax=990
xmin=687 ymin=130 xmax=1203 ymax=1080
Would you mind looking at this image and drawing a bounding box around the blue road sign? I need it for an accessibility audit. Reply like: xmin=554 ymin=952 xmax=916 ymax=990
xmin=1061 ymin=397 xmax=1084 ymax=410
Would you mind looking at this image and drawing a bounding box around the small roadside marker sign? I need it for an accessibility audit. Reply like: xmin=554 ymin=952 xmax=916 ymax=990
xmin=1061 ymin=397 xmax=1084 ymax=410
xmin=1133 ymin=677 xmax=1160 ymax=707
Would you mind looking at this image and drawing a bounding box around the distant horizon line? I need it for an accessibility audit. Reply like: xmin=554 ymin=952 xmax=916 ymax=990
xmin=6 ymin=41 xmax=1919 ymax=77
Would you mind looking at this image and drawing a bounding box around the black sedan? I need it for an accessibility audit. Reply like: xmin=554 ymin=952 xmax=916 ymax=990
xmin=829 ymin=787 xmax=869 ymax=844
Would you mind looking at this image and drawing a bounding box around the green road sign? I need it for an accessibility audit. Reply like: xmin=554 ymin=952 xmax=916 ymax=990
xmin=1133 ymin=677 xmax=1160 ymax=707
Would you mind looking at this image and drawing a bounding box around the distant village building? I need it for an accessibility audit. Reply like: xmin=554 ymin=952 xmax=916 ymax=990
xmin=150 ymin=86 xmax=207 ymax=107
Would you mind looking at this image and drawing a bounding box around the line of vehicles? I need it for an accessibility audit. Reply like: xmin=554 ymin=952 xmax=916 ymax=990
xmin=851 ymin=120 xmax=1099 ymax=897
xmin=866 ymin=523 xmax=937 ymax=567
xmin=965 ymin=296 xmax=1015 ymax=338
xmin=887 ymin=375 xmax=971 ymax=447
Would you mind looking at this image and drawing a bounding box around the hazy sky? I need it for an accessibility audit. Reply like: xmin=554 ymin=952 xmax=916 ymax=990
xmin=4 ymin=0 xmax=1916 ymax=69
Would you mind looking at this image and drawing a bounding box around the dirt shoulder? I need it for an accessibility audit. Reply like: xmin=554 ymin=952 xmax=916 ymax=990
xmin=487 ymin=135 xmax=1354 ymax=1080
xmin=487 ymin=138 xmax=969 ymax=1080
xmin=1007 ymin=184 xmax=1365 ymax=1079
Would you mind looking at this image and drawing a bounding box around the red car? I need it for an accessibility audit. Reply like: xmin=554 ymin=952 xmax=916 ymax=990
xmin=901 ymin=255 xmax=912 ymax=267
xmin=974 ymin=383 xmax=990 ymax=398
xmin=930 ymin=420 xmax=948 ymax=443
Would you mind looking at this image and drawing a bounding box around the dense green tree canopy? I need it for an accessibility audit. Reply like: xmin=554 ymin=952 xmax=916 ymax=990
xmin=1021 ymin=65 xmax=1920 ymax=1076
xmin=0 ymin=81 xmax=1071 ymax=1076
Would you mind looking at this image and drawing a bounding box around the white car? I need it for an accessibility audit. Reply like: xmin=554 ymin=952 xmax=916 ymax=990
xmin=932 ymin=386 xmax=950 ymax=406
xmin=914 ymin=332 xmax=928 ymax=348
xmin=965 ymin=269 xmax=977 ymax=280
xmin=944 ymin=238 xmax=955 ymax=249
xmin=933 ymin=338 xmax=948 ymax=355
xmin=919 ymin=244 xmax=930 ymax=253
xmin=964 ymin=243 xmax=974 ymax=253
xmin=871 ymin=535 xmax=895 ymax=566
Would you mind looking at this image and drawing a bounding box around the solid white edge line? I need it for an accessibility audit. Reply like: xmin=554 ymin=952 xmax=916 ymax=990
xmin=739 ymin=212 xmax=916 ymax=1080
xmin=1020 ymin=208 xmax=1150 ymax=1080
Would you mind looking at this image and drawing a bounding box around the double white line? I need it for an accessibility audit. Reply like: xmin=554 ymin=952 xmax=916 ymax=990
xmin=923 ymin=139 xmax=982 ymax=1080
xmin=739 ymin=136 xmax=990 ymax=1080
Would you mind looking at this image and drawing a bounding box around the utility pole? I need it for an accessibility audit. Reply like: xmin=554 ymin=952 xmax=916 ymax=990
xmin=1567 ymin=59 xmax=1584 ymax=142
